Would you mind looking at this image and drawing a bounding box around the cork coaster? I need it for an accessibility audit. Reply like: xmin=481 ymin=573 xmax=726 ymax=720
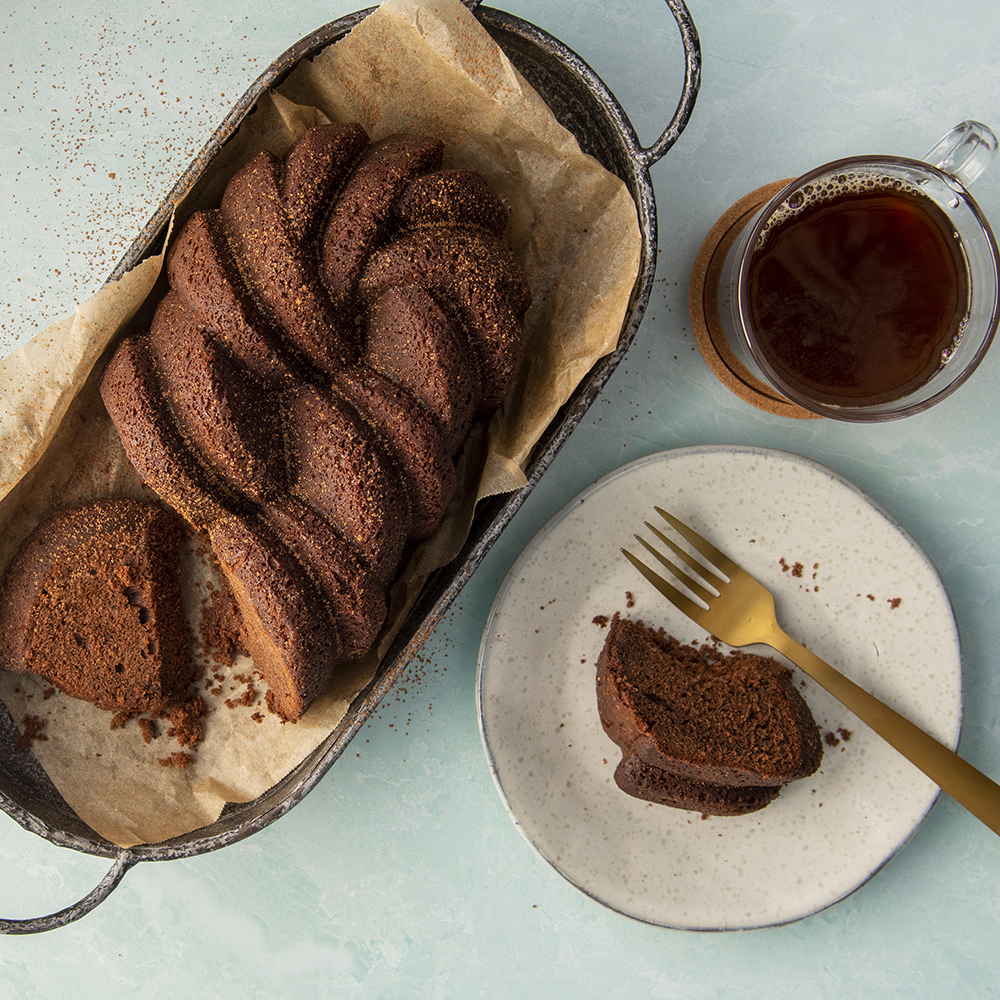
xmin=688 ymin=180 xmax=821 ymax=419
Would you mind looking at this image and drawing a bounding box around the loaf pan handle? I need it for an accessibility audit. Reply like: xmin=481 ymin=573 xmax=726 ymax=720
xmin=634 ymin=0 xmax=702 ymax=168
xmin=462 ymin=0 xmax=701 ymax=169
xmin=0 ymin=850 xmax=137 ymax=935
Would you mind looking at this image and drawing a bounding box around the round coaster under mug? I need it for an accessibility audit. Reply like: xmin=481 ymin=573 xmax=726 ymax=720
xmin=688 ymin=179 xmax=819 ymax=419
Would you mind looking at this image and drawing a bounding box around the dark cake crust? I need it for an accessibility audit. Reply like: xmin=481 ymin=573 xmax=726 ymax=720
xmin=221 ymin=150 xmax=357 ymax=373
xmin=281 ymin=122 xmax=370 ymax=244
xmin=285 ymin=383 xmax=410 ymax=585
xmin=146 ymin=292 xmax=286 ymax=501
xmin=166 ymin=210 xmax=301 ymax=382
xmin=320 ymin=134 xmax=445 ymax=304
xmin=394 ymin=169 xmax=510 ymax=237
xmin=359 ymin=227 xmax=529 ymax=414
xmin=262 ymin=497 xmax=386 ymax=661
xmin=208 ymin=514 xmax=341 ymax=721
xmin=101 ymin=335 xmax=237 ymax=529
xmin=332 ymin=367 xmax=456 ymax=540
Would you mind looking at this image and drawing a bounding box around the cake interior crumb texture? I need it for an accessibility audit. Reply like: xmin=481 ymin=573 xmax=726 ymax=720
xmin=0 ymin=498 xmax=195 ymax=715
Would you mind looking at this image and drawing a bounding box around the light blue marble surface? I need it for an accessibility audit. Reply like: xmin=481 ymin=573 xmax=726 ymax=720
xmin=1 ymin=0 xmax=998 ymax=995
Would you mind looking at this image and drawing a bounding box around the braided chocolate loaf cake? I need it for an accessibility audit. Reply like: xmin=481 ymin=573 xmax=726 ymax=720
xmin=101 ymin=123 xmax=531 ymax=721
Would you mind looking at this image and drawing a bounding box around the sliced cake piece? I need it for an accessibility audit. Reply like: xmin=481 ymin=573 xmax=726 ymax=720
xmin=285 ymin=384 xmax=410 ymax=584
xmin=166 ymin=210 xmax=301 ymax=382
xmin=596 ymin=614 xmax=822 ymax=813
xmin=363 ymin=284 xmax=479 ymax=456
xmin=0 ymin=499 xmax=193 ymax=715
xmin=319 ymin=133 xmax=444 ymax=304
xmin=147 ymin=292 xmax=287 ymax=502
xmin=332 ymin=366 xmax=456 ymax=540
xmin=280 ymin=122 xmax=370 ymax=244
xmin=613 ymin=752 xmax=781 ymax=817
xmin=100 ymin=334 xmax=237 ymax=530
xmin=208 ymin=513 xmax=341 ymax=722
xmin=221 ymin=151 xmax=357 ymax=373
xmin=262 ymin=497 xmax=387 ymax=661
xmin=358 ymin=227 xmax=530 ymax=413
xmin=393 ymin=169 xmax=510 ymax=238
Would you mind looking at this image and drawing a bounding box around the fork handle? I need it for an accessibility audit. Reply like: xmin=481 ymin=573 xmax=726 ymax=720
xmin=768 ymin=627 xmax=1000 ymax=837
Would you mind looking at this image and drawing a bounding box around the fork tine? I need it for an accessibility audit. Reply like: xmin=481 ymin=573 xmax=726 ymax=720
xmin=654 ymin=507 xmax=740 ymax=579
xmin=644 ymin=521 xmax=728 ymax=588
xmin=621 ymin=548 xmax=709 ymax=627
xmin=634 ymin=533 xmax=718 ymax=605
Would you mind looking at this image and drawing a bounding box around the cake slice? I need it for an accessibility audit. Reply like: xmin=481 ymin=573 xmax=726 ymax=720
xmin=319 ymin=133 xmax=445 ymax=303
xmin=363 ymin=284 xmax=479 ymax=456
xmin=146 ymin=292 xmax=287 ymax=502
xmin=359 ymin=227 xmax=529 ymax=414
xmin=0 ymin=499 xmax=194 ymax=715
xmin=393 ymin=169 xmax=510 ymax=237
xmin=596 ymin=614 xmax=822 ymax=814
xmin=207 ymin=513 xmax=341 ymax=721
xmin=613 ymin=752 xmax=782 ymax=816
xmin=332 ymin=366 xmax=456 ymax=540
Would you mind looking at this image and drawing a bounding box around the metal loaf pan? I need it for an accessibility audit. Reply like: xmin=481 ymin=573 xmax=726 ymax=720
xmin=0 ymin=0 xmax=701 ymax=933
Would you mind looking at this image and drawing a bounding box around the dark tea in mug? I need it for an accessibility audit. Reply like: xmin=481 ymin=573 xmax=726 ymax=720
xmin=745 ymin=178 xmax=969 ymax=408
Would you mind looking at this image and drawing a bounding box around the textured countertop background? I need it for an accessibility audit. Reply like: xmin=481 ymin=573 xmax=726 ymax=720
xmin=1 ymin=0 xmax=998 ymax=996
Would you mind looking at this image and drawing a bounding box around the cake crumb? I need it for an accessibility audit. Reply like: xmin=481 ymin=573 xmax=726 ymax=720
xmin=109 ymin=710 xmax=137 ymax=731
xmin=194 ymin=585 xmax=244 ymax=669
xmin=137 ymin=718 xmax=158 ymax=744
xmin=15 ymin=714 xmax=48 ymax=752
xmin=592 ymin=614 xmax=610 ymax=628
xmin=158 ymin=752 xmax=194 ymax=769
xmin=162 ymin=696 xmax=207 ymax=750
xmin=887 ymin=597 xmax=901 ymax=609
xmin=625 ymin=591 xmax=634 ymax=609
xmin=778 ymin=557 xmax=805 ymax=576
xmin=225 ymin=677 xmax=258 ymax=709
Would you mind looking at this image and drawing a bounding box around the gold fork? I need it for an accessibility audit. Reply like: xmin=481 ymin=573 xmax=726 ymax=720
xmin=622 ymin=507 xmax=1000 ymax=837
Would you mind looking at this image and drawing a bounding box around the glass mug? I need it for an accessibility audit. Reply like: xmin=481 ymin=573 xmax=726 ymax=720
xmin=719 ymin=121 xmax=1000 ymax=420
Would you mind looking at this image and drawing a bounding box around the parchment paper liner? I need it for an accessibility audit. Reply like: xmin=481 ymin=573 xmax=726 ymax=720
xmin=0 ymin=0 xmax=641 ymax=847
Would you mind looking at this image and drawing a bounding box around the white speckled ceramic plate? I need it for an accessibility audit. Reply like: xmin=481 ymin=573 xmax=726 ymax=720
xmin=477 ymin=446 xmax=962 ymax=930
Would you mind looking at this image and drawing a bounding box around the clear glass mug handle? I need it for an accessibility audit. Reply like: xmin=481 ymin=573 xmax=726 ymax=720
xmin=924 ymin=120 xmax=998 ymax=186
